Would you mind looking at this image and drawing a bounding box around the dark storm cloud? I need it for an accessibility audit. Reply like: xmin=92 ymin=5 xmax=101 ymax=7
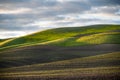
xmin=0 ymin=0 xmax=120 ymax=39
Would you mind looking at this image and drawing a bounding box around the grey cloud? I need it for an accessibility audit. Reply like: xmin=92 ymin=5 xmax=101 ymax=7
xmin=0 ymin=0 xmax=120 ymax=39
xmin=88 ymin=0 xmax=120 ymax=6
xmin=0 ymin=24 xmax=41 ymax=31
xmin=87 ymin=6 xmax=120 ymax=15
xmin=0 ymin=0 xmax=30 ymax=3
xmin=0 ymin=0 xmax=58 ymax=10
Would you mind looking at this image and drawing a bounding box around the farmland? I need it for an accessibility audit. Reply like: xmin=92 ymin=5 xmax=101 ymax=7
xmin=0 ymin=25 xmax=120 ymax=80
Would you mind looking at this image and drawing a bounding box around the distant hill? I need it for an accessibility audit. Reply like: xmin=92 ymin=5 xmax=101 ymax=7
xmin=0 ymin=24 xmax=120 ymax=51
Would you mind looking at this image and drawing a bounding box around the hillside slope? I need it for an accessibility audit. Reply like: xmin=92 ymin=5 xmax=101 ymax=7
xmin=0 ymin=24 xmax=120 ymax=68
xmin=1 ymin=52 xmax=119 ymax=72
xmin=0 ymin=25 xmax=120 ymax=51
xmin=0 ymin=52 xmax=120 ymax=80
xmin=0 ymin=25 xmax=120 ymax=80
xmin=0 ymin=44 xmax=120 ymax=68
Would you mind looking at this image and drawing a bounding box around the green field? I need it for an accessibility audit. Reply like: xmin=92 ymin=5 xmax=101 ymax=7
xmin=0 ymin=25 xmax=120 ymax=80
xmin=0 ymin=25 xmax=120 ymax=50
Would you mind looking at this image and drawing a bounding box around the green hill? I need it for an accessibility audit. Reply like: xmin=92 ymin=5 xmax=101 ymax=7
xmin=48 ymin=32 xmax=120 ymax=46
xmin=0 ymin=25 xmax=120 ymax=51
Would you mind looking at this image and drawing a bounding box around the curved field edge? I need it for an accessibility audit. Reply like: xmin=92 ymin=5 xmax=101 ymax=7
xmin=0 ymin=38 xmax=66 ymax=52
xmin=1 ymin=52 xmax=120 ymax=72
xmin=48 ymin=32 xmax=120 ymax=46
xmin=0 ymin=30 xmax=120 ymax=52
xmin=0 ymin=25 xmax=120 ymax=51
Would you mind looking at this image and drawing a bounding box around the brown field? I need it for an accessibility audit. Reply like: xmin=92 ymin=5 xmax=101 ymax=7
xmin=0 ymin=44 xmax=120 ymax=68
xmin=0 ymin=44 xmax=120 ymax=80
xmin=0 ymin=67 xmax=120 ymax=80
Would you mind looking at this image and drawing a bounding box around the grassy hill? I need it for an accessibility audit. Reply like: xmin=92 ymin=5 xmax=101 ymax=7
xmin=48 ymin=32 xmax=120 ymax=46
xmin=0 ymin=25 xmax=120 ymax=51
xmin=0 ymin=24 xmax=120 ymax=80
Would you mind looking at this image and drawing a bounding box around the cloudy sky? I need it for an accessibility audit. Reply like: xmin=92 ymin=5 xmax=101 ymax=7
xmin=0 ymin=0 xmax=120 ymax=39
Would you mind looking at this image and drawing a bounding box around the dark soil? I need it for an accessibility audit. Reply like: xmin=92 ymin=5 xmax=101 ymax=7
xmin=0 ymin=44 xmax=120 ymax=68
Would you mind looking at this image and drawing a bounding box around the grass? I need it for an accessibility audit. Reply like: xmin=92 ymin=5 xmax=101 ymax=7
xmin=0 ymin=25 xmax=120 ymax=51
xmin=0 ymin=32 xmax=120 ymax=51
xmin=47 ymin=32 xmax=120 ymax=46
xmin=77 ymin=32 xmax=120 ymax=44
xmin=0 ymin=39 xmax=13 ymax=46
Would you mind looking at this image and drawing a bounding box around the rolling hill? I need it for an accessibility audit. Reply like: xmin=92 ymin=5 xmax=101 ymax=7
xmin=0 ymin=24 xmax=120 ymax=80
xmin=0 ymin=52 xmax=120 ymax=80
xmin=0 ymin=25 xmax=120 ymax=51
